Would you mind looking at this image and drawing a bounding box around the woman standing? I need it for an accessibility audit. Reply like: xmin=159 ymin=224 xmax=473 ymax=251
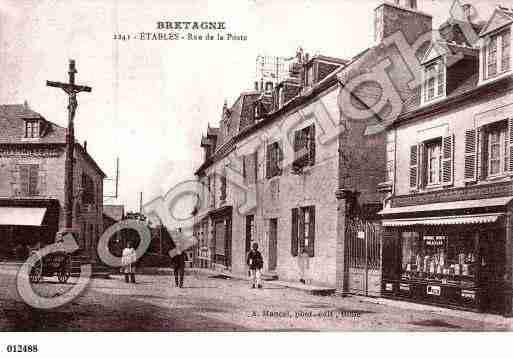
xmin=122 ymin=241 xmax=137 ymax=283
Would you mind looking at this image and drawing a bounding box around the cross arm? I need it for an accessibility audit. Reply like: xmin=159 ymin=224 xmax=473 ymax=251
xmin=46 ymin=81 xmax=92 ymax=93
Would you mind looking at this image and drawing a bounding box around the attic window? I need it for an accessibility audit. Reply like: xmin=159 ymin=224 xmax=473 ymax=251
xmin=423 ymin=59 xmax=445 ymax=103
xmin=25 ymin=120 xmax=40 ymax=138
xmin=483 ymin=29 xmax=511 ymax=79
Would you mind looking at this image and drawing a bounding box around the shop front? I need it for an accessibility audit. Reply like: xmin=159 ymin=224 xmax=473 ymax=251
xmin=380 ymin=196 xmax=512 ymax=314
xmin=0 ymin=199 xmax=60 ymax=260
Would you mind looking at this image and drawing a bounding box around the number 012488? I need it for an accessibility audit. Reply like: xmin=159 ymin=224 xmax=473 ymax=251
xmin=6 ymin=345 xmax=38 ymax=353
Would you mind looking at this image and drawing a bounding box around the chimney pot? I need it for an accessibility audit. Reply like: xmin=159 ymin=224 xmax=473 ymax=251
xmin=84 ymin=141 xmax=87 ymax=152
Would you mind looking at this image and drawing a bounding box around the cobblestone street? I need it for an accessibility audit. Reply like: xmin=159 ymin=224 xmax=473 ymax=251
xmin=0 ymin=265 xmax=511 ymax=331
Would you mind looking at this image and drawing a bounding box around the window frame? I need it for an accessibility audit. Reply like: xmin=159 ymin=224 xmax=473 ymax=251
xmin=291 ymin=205 xmax=315 ymax=257
xmin=266 ymin=141 xmax=282 ymax=179
xmin=484 ymin=29 xmax=511 ymax=80
xmin=423 ymin=59 xmax=446 ymax=103
xmin=425 ymin=138 xmax=443 ymax=186
xmin=293 ymin=124 xmax=316 ymax=169
xmin=24 ymin=120 xmax=40 ymax=138
xmin=486 ymin=122 xmax=508 ymax=178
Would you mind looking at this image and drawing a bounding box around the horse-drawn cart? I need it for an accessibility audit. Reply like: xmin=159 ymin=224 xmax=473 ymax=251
xmin=29 ymin=250 xmax=71 ymax=284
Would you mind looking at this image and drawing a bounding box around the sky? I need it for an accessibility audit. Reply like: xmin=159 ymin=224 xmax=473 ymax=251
xmin=0 ymin=0 xmax=506 ymax=212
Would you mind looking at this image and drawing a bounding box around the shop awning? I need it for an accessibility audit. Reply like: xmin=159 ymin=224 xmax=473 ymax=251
xmin=379 ymin=196 xmax=513 ymax=216
xmin=382 ymin=213 xmax=503 ymax=227
xmin=0 ymin=207 xmax=47 ymax=226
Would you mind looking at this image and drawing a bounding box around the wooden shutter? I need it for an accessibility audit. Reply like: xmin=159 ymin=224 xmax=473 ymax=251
xmin=464 ymin=129 xmax=477 ymax=181
xmin=245 ymin=215 xmax=252 ymax=254
xmin=242 ymin=155 xmax=246 ymax=183
xmin=419 ymin=143 xmax=427 ymax=189
xmin=265 ymin=143 xmax=271 ymax=179
xmin=509 ymin=119 xmax=513 ymax=172
xmin=441 ymin=135 xmax=454 ymax=185
xmin=277 ymin=141 xmax=283 ymax=174
xmin=19 ymin=165 xmax=29 ymax=196
xmin=307 ymin=206 xmax=315 ymax=257
xmin=294 ymin=130 xmax=301 ymax=161
xmin=291 ymin=208 xmax=298 ymax=257
xmin=409 ymin=145 xmax=418 ymax=190
xmin=298 ymin=208 xmax=305 ymax=254
xmin=309 ymin=125 xmax=316 ymax=165
xmin=253 ymin=151 xmax=258 ymax=182
xmin=479 ymin=128 xmax=488 ymax=180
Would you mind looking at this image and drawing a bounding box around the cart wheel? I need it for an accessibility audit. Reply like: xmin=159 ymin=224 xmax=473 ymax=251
xmin=57 ymin=269 xmax=70 ymax=283
xmin=29 ymin=261 xmax=42 ymax=283
xmin=57 ymin=260 xmax=70 ymax=283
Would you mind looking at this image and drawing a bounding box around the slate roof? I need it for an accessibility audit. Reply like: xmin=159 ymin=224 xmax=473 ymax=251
xmin=0 ymin=104 xmax=68 ymax=144
xmin=0 ymin=103 xmax=106 ymax=177
xmin=401 ymin=72 xmax=479 ymax=114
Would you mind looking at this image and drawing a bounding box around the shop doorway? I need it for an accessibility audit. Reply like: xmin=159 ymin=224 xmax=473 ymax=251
xmin=213 ymin=217 xmax=232 ymax=268
xmin=268 ymin=218 xmax=278 ymax=271
xmin=346 ymin=218 xmax=382 ymax=296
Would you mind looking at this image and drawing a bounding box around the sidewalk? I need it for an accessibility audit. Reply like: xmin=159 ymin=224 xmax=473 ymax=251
xmin=179 ymin=266 xmax=513 ymax=327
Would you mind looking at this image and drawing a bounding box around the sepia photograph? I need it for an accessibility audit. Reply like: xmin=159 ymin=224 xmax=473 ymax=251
xmin=1 ymin=0 xmax=513 ymax=355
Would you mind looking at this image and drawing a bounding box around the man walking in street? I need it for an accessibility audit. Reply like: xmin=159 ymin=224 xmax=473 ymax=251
xmin=171 ymin=250 xmax=187 ymax=288
xmin=246 ymin=242 xmax=263 ymax=289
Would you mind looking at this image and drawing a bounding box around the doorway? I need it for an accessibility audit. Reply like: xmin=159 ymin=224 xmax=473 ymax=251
xmin=268 ymin=218 xmax=278 ymax=271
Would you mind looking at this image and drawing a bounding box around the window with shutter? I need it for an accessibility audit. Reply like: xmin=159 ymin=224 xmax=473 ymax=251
xmin=293 ymin=124 xmax=315 ymax=169
xmin=291 ymin=208 xmax=298 ymax=257
xmin=464 ymin=129 xmax=477 ymax=181
xmin=484 ymin=121 xmax=508 ymax=178
xmin=409 ymin=145 xmax=418 ymax=190
xmin=266 ymin=141 xmax=282 ymax=178
xmin=441 ymin=135 xmax=454 ymax=185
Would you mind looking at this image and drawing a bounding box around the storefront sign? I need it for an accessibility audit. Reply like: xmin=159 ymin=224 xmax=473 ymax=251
xmin=424 ymin=235 xmax=446 ymax=246
xmin=461 ymin=290 xmax=476 ymax=300
xmin=399 ymin=283 xmax=410 ymax=292
xmin=385 ymin=283 xmax=393 ymax=291
xmin=427 ymin=285 xmax=441 ymax=296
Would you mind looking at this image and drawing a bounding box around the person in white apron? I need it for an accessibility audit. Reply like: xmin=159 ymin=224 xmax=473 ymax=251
xmin=122 ymin=241 xmax=137 ymax=283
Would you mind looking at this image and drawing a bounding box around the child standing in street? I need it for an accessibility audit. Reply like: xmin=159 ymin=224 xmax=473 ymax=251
xmin=246 ymin=242 xmax=263 ymax=289
xmin=122 ymin=241 xmax=137 ymax=283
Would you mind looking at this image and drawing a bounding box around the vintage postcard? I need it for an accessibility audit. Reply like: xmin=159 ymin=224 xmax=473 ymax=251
xmin=1 ymin=0 xmax=513 ymax=354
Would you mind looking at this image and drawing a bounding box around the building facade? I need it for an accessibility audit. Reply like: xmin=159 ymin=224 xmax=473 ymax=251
xmin=380 ymin=5 xmax=513 ymax=315
xmin=0 ymin=104 xmax=105 ymax=261
xmin=191 ymin=0 xmax=433 ymax=292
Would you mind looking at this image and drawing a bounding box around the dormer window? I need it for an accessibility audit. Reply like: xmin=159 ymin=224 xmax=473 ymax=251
xmin=483 ymin=29 xmax=511 ymax=80
xmin=423 ymin=59 xmax=445 ymax=103
xmin=25 ymin=120 xmax=40 ymax=138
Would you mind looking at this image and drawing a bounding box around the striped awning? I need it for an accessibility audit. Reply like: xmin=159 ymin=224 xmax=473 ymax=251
xmin=382 ymin=213 xmax=503 ymax=227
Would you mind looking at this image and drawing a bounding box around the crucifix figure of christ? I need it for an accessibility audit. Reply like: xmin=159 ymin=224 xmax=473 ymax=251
xmin=47 ymin=60 xmax=92 ymax=231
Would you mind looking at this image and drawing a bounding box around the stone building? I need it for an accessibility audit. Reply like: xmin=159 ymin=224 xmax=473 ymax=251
xmin=192 ymin=0 xmax=433 ymax=292
xmin=0 ymin=103 xmax=105 ymax=260
xmin=379 ymin=3 xmax=513 ymax=315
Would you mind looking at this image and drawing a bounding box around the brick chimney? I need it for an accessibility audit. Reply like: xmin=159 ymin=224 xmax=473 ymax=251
xmin=374 ymin=0 xmax=432 ymax=45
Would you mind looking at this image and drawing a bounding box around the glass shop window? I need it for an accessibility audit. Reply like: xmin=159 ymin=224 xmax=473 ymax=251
xmin=401 ymin=231 xmax=478 ymax=282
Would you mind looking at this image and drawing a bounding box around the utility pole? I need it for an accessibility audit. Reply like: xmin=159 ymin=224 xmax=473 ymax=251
xmin=139 ymin=192 xmax=143 ymax=215
xmin=47 ymin=60 xmax=92 ymax=232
